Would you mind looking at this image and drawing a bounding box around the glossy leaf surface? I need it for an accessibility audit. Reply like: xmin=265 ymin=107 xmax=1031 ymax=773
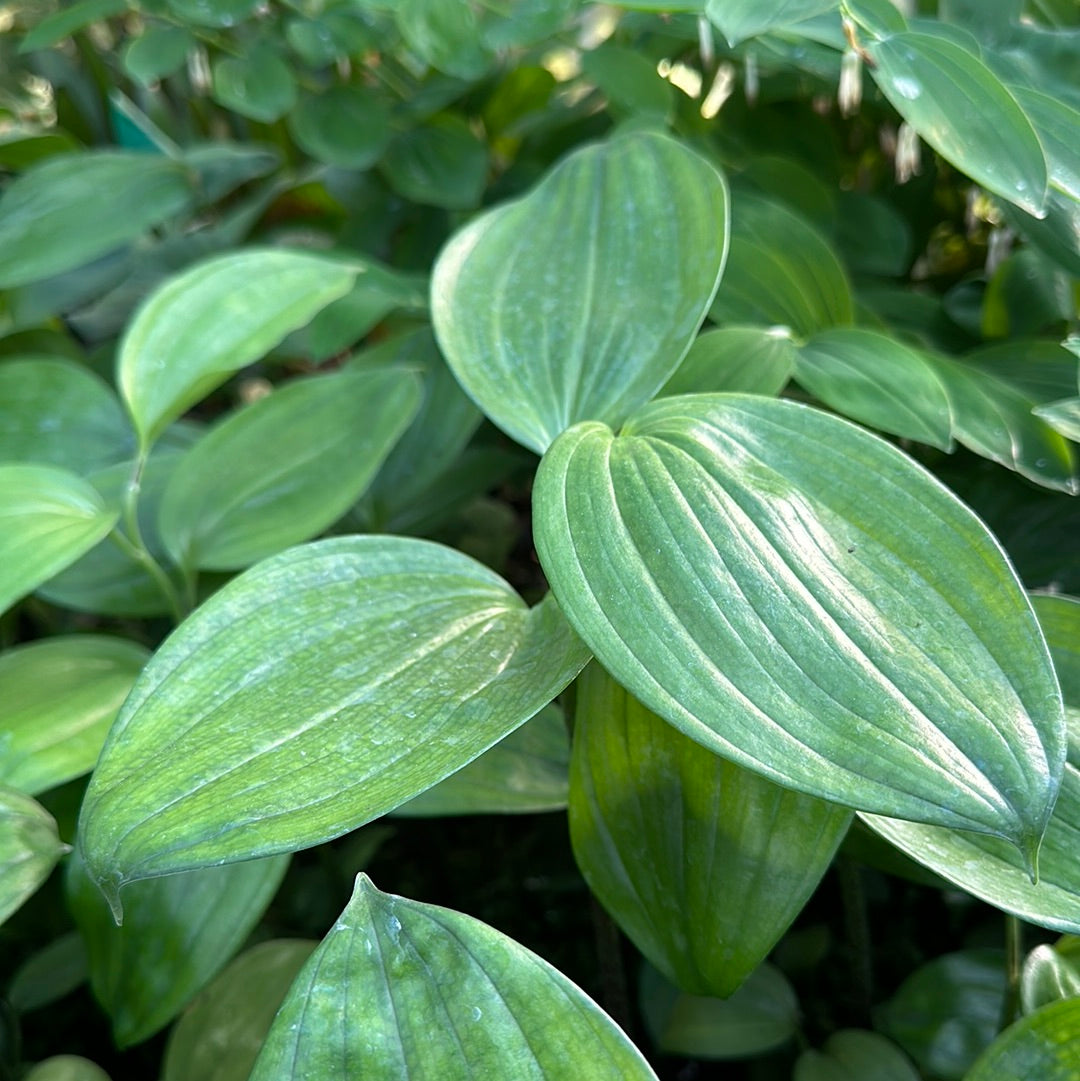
xmin=117 ymin=250 xmax=357 ymax=448
xmin=432 ymin=130 xmax=728 ymax=453
xmin=1020 ymin=942 xmax=1080 ymax=1014
xmin=78 ymin=537 xmax=590 ymax=908
xmin=0 ymin=464 xmax=118 ymax=615
xmin=0 ymin=787 xmax=66 ymax=926
xmin=249 ymin=874 xmax=658 ymax=1080
xmin=964 ymin=997 xmax=1080 ymax=1081
xmin=862 ymin=594 xmax=1080 ymax=932
xmin=705 ymin=0 xmax=839 ymax=46
xmin=570 ymin=663 xmax=851 ymax=996
xmin=661 ymin=327 xmax=796 ymax=397
xmin=67 ymin=854 xmax=289 ymax=1047
xmin=0 ymin=153 xmax=193 ymax=288
xmin=0 ymin=636 xmax=149 ymax=796
xmin=868 ymin=32 xmax=1048 ymax=216
xmin=534 ymin=395 xmax=1064 ymax=855
xmin=794 ymin=1030 xmax=919 ymax=1081
xmin=158 ymin=368 xmax=421 ymax=570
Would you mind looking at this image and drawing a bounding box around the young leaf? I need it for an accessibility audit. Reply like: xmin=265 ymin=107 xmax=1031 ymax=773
xmin=161 ymin=940 xmax=319 ymax=1081
xmin=432 ymin=130 xmax=728 ymax=454
xmin=661 ymin=326 xmax=796 ymax=397
xmin=533 ymin=395 xmax=1064 ymax=859
xmin=570 ymin=663 xmax=851 ymax=997
xmin=157 ymin=367 xmax=422 ymax=570
xmin=964 ymin=997 xmax=1080 ymax=1081
xmin=249 ymin=874 xmax=659 ymax=1080
xmin=78 ymin=537 xmax=590 ymax=909
xmin=0 ymin=636 xmax=149 ymax=796
xmin=0 ymin=787 xmax=67 ymax=926
xmin=867 ymin=31 xmax=1048 ymax=217
xmin=117 ymin=250 xmax=357 ymax=449
xmin=0 ymin=464 xmax=118 ymax=615
xmin=67 ymin=853 xmax=289 ymax=1047
xmin=0 ymin=152 xmax=194 ymax=288
xmin=705 ymin=0 xmax=839 ymax=47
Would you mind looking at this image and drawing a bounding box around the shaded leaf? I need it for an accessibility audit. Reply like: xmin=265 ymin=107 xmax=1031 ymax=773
xmin=22 ymin=1058 xmax=111 ymax=1081
xmin=123 ymin=25 xmax=194 ymax=87
xmin=581 ymin=42 xmax=672 ymax=119
xmin=19 ymin=0 xmax=128 ymax=52
xmin=212 ymin=48 xmax=297 ymax=123
xmin=380 ymin=114 xmax=489 ymax=209
xmin=661 ymin=326 xmax=796 ymax=397
xmin=395 ymin=0 xmax=491 ymax=79
xmin=7 ymin=932 xmax=88 ymax=1013
xmin=0 ymin=787 xmax=67 ymax=926
xmin=964 ymin=997 xmax=1080 ymax=1081
xmin=795 ymin=1030 xmax=920 ymax=1081
xmin=705 ymin=0 xmax=839 ymax=46
xmin=287 ymin=86 xmax=392 ymax=169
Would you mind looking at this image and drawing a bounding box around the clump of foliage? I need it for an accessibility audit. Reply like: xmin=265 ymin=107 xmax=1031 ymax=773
xmin=2 ymin=1 xmax=1080 ymax=1078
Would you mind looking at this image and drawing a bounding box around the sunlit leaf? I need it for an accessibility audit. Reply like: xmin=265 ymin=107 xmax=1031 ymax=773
xmin=705 ymin=0 xmax=839 ymax=46
xmin=964 ymin=997 xmax=1080 ymax=1081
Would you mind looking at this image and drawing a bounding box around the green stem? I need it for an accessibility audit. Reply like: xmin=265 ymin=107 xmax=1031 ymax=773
xmin=837 ymin=856 xmax=874 ymax=1026
xmin=1000 ymin=915 xmax=1024 ymax=1029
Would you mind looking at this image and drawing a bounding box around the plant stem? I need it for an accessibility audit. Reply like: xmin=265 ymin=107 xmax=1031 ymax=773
xmin=590 ymin=893 xmax=632 ymax=1035
xmin=837 ymin=855 xmax=874 ymax=1026
xmin=1000 ymin=914 xmax=1024 ymax=1029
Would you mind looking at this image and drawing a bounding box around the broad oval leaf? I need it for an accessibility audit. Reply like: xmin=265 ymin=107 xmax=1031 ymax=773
xmin=22 ymin=1058 xmax=111 ymax=1081
xmin=432 ymin=130 xmax=729 ymax=454
xmin=705 ymin=0 xmax=839 ymax=46
xmin=287 ymin=86 xmax=392 ymax=169
xmin=395 ymin=0 xmax=491 ymax=80
xmin=0 ymin=152 xmax=193 ymax=288
xmin=0 ymin=464 xmax=118 ymax=615
xmin=66 ymin=852 xmax=288 ymax=1047
xmin=123 ymin=25 xmax=194 ymax=87
xmin=794 ymin=1030 xmax=920 ymax=1081
xmin=0 ymin=358 xmax=132 ymax=473
xmin=249 ymin=873 xmax=658 ymax=1080
xmin=867 ymin=31 xmax=1048 ymax=217
xmin=380 ymin=115 xmax=489 ymax=210
xmin=0 ymin=787 xmax=67 ymax=926
xmin=78 ymin=536 xmax=590 ymax=909
xmin=157 ymin=367 xmax=421 ymax=570
xmin=794 ymin=328 xmax=954 ymax=450
xmin=862 ymin=594 xmax=1080 ymax=932
xmin=533 ymin=395 xmax=1064 ymax=858
xmin=162 ymin=939 xmax=318 ymax=1081
xmin=0 ymin=636 xmax=149 ymax=796
xmin=117 ymin=250 xmax=357 ymax=449
xmin=661 ymin=326 xmax=796 ymax=397
xmin=570 ymin=663 xmax=851 ymax=997
xmin=964 ymin=997 xmax=1080 ymax=1081
xmin=212 ymin=48 xmax=297 ymax=122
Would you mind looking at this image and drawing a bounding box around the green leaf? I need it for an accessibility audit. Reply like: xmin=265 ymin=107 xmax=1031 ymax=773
xmin=77 ymin=537 xmax=589 ymax=909
xmin=0 ymin=152 xmax=194 ymax=289
xmin=660 ymin=326 xmax=796 ymax=397
xmin=249 ymin=874 xmax=657 ymax=1080
xmin=212 ymin=48 xmax=298 ymax=123
xmin=1035 ymin=398 xmax=1080 ymax=441
xmin=67 ymin=852 xmax=289 ymax=1047
xmin=867 ymin=31 xmax=1048 ymax=216
xmin=533 ymin=395 xmax=1064 ymax=858
xmin=287 ymin=86 xmax=392 ymax=169
xmin=581 ymin=42 xmax=673 ymax=120
xmin=0 ymin=358 xmax=133 ymax=473
xmin=639 ymin=961 xmax=799 ymax=1059
xmin=157 ymin=367 xmax=421 ymax=570
xmin=380 ymin=114 xmax=489 ymax=209
xmin=834 ymin=191 xmax=913 ymax=277
xmin=19 ymin=0 xmax=128 ymax=52
xmin=0 ymin=464 xmax=118 ymax=616
xmin=166 ymin=0 xmax=261 ymax=28
xmin=795 ymin=1030 xmax=920 ymax=1081
xmin=161 ymin=940 xmax=318 ymax=1081
xmin=794 ymin=328 xmax=954 ymax=450
xmin=0 ymin=636 xmax=149 ymax=797
xmin=876 ymin=949 xmax=1006 ymax=1080
xmin=705 ymin=0 xmax=839 ymax=46
xmin=1 ymin=787 xmax=67 ymax=925
xmin=1010 ymin=86 xmax=1080 ymax=203
xmin=395 ymin=703 xmax=569 ymax=816
xmin=862 ymin=594 xmax=1080 ymax=933
xmin=395 ymin=0 xmax=491 ymax=79
xmin=22 ymin=1058 xmax=111 ymax=1081
xmin=709 ymin=192 xmax=853 ymax=336
xmin=432 ymin=131 xmax=728 ymax=454
xmin=122 ymin=25 xmax=194 ymax=87
xmin=570 ymin=663 xmax=851 ymax=997
xmin=1021 ymin=943 xmax=1080 ymax=1014
xmin=116 ymin=249 xmax=357 ymax=449
xmin=964 ymin=997 xmax=1080 ymax=1081
xmin=8 ymin=932 xmax=88 ymax=1013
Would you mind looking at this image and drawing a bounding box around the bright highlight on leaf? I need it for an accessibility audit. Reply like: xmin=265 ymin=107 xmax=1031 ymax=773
xmin=248 ymin=874 xmax=660 ymax=1081
xmin=534 ymin=394 xmax=1064 ymax=859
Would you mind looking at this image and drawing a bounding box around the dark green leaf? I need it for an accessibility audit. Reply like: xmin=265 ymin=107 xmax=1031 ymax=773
xmin=287 ymin=86 xmax=392 ymax=169
xmin=212 ymin=48 xmax=297 ymax=123
xmin=432 ymin=131 xmax=728 ymax=453
xmin=834 ymin=191 xmax=913 ymax=276
xmin=794 ymin=1030 xmax=920 ymax=1081
xmin=0 ymin=787 xmax=67 ymax=926
xmin=964 ymin=997 xmax=1080 ymax=1081
xmin=380 ymin=114 xmax=489 ymax=209
xmin=395 ymin=0 xmax=491 ymax=79
xmin=249 ymin=874 xmax=658 ymax=1080
xmin=705 ymin=0 xmax=839 ymax=46
xmin=122 ymin=26 xmax=194 ymax=86
xmin=661 ymin=326 xmax=796 ymax=397
xmin=165 ymin=0 xmax=261 ymax=28
xmin=19 ymin=0 xmax=128 ymax=52
xmin=581 ymin=42 xmax=672 ymax=119
xmin=533 ymin=395 xmax=1064 ymax=857
xmin=7 ymin=932 xmax=88 ymax=1013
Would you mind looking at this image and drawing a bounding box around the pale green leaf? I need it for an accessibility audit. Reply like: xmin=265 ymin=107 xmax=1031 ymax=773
xmin=0 ymin=787 xmax=67 ymax=926
xmin=1011 ymin=86 xmax=1080 ymax=203
xmin=67 ymin=852 xmax=289 ymax=1047
xmin=795 ymin=1030 xmax=920 ymax=1081
xmin=794 ymin=328 xmax=954 ymax=449
xmin=0 ymin=636 xmax=149 ymax=796
xmin=868 ymin=31 xmax=1048 ymax=216
xmin=0 ymin=153 xmax=193 ymax=289
xmin=0 ymin=464 xmax=118 ymax=615
xmin=157 ymin=367 xmax=421 ymax=570
xmin=1020 ymin=943 xmax=1080 ymax=1014
xmin=116 ymin=250 xmax=357 ymax=448
xmin=77 ymin=537 xmax=590 ymax=910
xmin=705 ymin=0 xmax=839 ymax=46
xmin=964 ymin=997 xmax=1080 ymax=1081
xmin=432 ymin=130 xmax=728 ymax=453
xmin=162 ymin=940 xmax=318 ymax=1081
xmin=22 ymin=1057 xmax=111 ymax=1081
xmin=249 ymin=874 xmax=658 ymax=1080
xmin=570 ymin=663 xmax=851 ymax=997
xmin=661 ymin=326 xmax=796 ymax=397
xmin=287 ymin=86 xmax=392 ymax=169
xmin=533 ymin=395 xmax=1064 ymax=857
